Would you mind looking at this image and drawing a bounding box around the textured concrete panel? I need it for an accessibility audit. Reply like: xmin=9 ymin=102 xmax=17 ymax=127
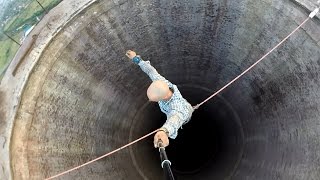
xmin=1 ymin=0 xmax=319 ymax=179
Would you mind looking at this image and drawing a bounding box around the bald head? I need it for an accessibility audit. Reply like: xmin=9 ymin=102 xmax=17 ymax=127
xmin=147 ymin=80 xmax=170 ymax=102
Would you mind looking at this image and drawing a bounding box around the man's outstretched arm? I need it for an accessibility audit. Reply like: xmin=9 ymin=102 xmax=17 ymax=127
xmin=126 ymin=50 xmax=167 ymax=82
xmin=161 ymin=112 xmax=185 ymax=139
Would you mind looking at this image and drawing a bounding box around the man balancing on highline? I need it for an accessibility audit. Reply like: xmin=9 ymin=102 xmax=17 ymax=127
xmin=126 ymin=50 xmax=194 ymax=148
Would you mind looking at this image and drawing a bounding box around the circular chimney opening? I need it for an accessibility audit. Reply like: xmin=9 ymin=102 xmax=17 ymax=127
xmin=130 ymin=85 xmax=244 ymax=180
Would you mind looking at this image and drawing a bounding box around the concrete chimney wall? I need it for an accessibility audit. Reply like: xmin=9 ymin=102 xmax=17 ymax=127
xmin=1 ymin=0 xmax=319 ymax=179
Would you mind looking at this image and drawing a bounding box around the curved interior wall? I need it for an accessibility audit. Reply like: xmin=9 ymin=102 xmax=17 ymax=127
xmin=10 ymin=0 xmax=320 ymax=179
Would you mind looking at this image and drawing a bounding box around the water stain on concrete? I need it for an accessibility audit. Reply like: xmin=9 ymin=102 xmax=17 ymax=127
xmin=0 ymin=91 xmax=6 ymax=127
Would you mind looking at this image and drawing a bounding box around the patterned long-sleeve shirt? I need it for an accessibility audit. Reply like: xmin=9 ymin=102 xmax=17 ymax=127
xmin=137 ymin=59 xmax=194 ymax=139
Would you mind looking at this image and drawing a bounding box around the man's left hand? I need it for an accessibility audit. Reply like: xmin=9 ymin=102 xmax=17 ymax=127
xmin=126 ymin=50 xmax=137 ymax=59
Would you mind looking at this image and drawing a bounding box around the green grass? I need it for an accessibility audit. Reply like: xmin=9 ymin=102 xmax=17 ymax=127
xmin=4 ymin=2 xmax=44 ymax=33
xmin=4 ymin=0 xmax=62 ymax=34
xmin=0 ymin=38 xmax=20 ymax=74
xmin=0 ymin=0 xmax=62 ymax=81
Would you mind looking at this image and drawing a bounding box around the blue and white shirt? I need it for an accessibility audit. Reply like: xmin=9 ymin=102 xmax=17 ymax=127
xmin=138 ymin=60 xmax=194 ymax=139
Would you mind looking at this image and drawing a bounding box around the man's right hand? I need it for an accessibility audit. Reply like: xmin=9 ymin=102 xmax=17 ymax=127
xmin=154 ymin=130 xmax=169 ymax=148
xmin=126 ymin=50 xmax=137 ymax=59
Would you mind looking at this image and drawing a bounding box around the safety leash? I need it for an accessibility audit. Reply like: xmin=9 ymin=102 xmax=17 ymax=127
xmin=45 ymin=129 xmax=159 ymax=179
xmin=193 ymin=5 xmax=319 ymax=110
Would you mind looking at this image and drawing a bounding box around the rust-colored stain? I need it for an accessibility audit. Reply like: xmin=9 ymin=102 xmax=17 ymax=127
xmin=212 ymin=0 xmax=228 ymax=39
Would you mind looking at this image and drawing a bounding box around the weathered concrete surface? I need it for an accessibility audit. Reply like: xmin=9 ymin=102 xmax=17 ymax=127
xmin=1 ymin=0 xmax=320 ymax=179
xmin=0 ymin=0 xmax=97 ymax=179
